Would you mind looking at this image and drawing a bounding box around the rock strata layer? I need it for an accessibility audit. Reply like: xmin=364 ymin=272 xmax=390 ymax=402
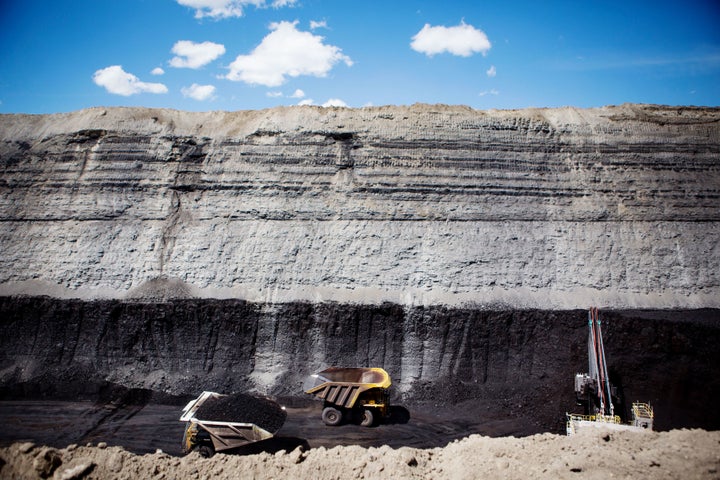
xmin=1 ymin=104 xmax=719 ymax=307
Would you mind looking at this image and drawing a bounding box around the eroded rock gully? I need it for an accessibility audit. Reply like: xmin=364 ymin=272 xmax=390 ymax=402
xmin=0 ymin=104 xmax=719 ymax=438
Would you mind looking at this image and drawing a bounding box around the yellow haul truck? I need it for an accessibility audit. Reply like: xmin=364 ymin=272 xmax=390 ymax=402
xmin=305 ymin=367 xmax=391 ymax=427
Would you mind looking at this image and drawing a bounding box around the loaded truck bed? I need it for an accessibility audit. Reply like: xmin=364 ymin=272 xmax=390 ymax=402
xmin=180 ymin=391 xmax=286 ymax=456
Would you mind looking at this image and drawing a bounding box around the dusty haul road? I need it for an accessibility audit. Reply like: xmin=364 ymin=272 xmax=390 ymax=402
xmin=0 ymin=398 xmax=530 ymax=457
xmin=1 ymin=416 xmax=718 ymax=480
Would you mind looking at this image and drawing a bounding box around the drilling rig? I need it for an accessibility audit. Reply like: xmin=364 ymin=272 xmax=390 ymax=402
xmin=566 ymin=308 xmax=654 ymax=435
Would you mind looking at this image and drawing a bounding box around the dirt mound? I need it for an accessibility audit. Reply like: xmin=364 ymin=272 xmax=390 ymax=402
xmin=195 ymin=394 xmax=287 ymax=433
xmin=1 ymin=429 xmax=718 ymax=479
xmin=124 ymin=277 xmax=197 ymax=301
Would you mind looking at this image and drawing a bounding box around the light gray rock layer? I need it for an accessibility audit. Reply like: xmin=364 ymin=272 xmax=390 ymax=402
xmin=1 ymin=104 xmax=719 ymax=308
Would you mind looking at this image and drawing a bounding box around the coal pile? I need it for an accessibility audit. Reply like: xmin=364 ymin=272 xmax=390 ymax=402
xmin=195 ymin=393 xmax=287 ymax=433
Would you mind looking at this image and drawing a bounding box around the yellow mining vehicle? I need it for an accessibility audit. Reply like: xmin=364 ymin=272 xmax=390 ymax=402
xmin=305 ymin=367 xmax=391 ymax=427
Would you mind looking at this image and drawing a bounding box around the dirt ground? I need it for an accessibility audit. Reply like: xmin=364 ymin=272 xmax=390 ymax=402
xmin=1 ymin=428 xmax=718 ymax=479
xmin=1 ymin=399 xmax=719 ymax=479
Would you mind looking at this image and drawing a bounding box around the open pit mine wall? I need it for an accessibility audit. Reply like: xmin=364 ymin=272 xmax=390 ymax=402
xmin=1 ymin=299 xmax=719 ymax=432
xmin=1 ymin=103 xmax=719 ymax=306
xmin=1 ymin=104 xmax=719 ymax=431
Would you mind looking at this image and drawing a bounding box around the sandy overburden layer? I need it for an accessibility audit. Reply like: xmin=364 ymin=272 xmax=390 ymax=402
xmin=2 ymin=429 xmax=719 ymax=480
xmin=1 ymin=104 xmax=719 ymax=308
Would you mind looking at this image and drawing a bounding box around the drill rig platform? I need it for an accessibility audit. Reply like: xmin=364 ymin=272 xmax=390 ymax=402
xmin=566 ymin=308 xmax=654 ymax=435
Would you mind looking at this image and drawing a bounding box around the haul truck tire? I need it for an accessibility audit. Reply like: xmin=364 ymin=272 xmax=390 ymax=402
xmin=322 ymin=407 xmax=343 ymax=426
xmin=194 ymin=444 xmax=215 ymax=458
xmin=360 ymin=408 xmax=375 ymax=427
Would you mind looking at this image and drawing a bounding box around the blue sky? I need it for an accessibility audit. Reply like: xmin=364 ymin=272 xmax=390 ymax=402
xmin=1 ymin=0 xmax=719 ymax=113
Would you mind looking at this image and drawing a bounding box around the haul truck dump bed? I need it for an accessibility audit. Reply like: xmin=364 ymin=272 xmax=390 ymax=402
xmin=180 ymin=391 xmax=286 ymax=456
xmin=305 ymin=367 xmax=391 ymax=427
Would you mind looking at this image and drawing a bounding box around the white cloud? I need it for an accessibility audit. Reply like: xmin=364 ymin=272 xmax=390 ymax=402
xmin=322 ymin=98 xmax=347 ymax=107
xmin=177 ymin=0 xmax=242 ymax=19
xmin=310 ymin=20 xmax=327 ymax=30
xmin=479 ymin=89 xmax=499 ymax=96
xmin=93 ymin=65 xmax=168 ymax=96
xmin=486 ymin=65 xmax=496 ymax=77
xmin=170 ymin=40 xmax=225 ymax=69
xmin=411 ymin=21 xmax=491 ymax=57
xmin=226 ymin=20 xmax=352 ymax=87
xmin=266 ymin=88 xmax=304 ymax=99
xmin=181 ymin=83 xmax=216 ymax=100
xmin=296 ymin=98 xmax=347 ymax=107
xmin=177 ymin=0 xmax=297 ymax=19
xmin=151 ymin=67 xmax=165 ymax=75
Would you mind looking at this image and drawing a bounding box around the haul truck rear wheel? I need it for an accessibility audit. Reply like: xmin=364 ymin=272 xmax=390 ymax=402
xmin=322 ymin=407 xmax=343 ymax=426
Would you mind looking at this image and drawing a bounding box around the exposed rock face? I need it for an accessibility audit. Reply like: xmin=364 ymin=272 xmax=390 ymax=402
xmin=1 ymin=104 xmax=719 ymax=433
xmin=1 ymin=104 xmax=718 ymax=307
xmin=2 ymin=298 xmax=719 ymax=432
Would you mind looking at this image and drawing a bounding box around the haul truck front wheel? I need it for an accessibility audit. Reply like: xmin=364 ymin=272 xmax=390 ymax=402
xmin=193 ymin=444 xmax=215 ymax=458
xmin=322 ymin=407 xmax=343 ymax=426
xmin=360 ymin=408 xmax=375 ymax=427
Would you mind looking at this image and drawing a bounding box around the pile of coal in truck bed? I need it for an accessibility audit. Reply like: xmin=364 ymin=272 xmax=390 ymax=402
xmin=195 ymin=393 xmax=287 ymax=433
